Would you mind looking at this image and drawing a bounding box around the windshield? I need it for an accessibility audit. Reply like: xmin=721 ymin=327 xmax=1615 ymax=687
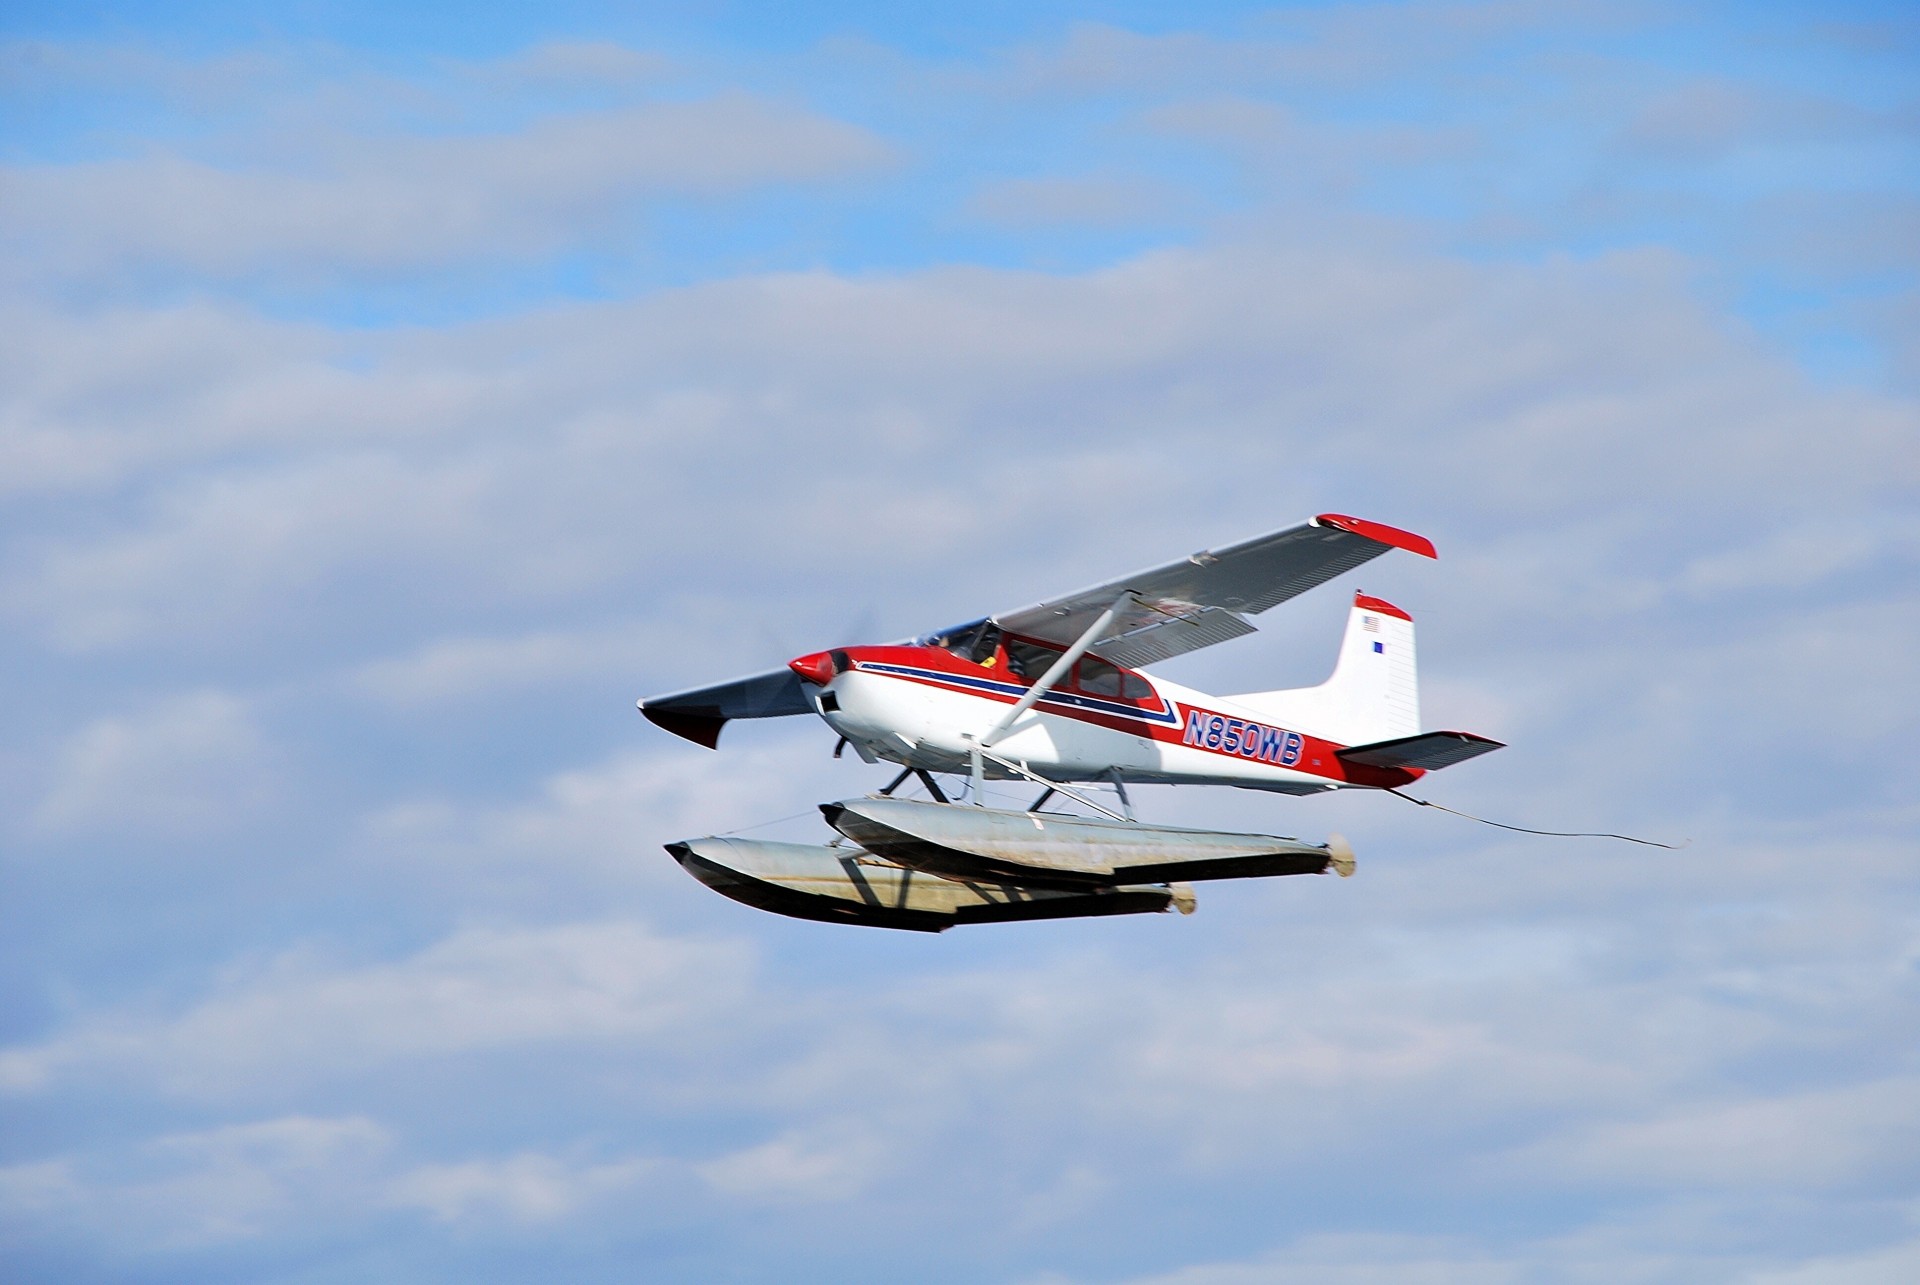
xmin=921 ymin=618 xmax=1001 ymax=665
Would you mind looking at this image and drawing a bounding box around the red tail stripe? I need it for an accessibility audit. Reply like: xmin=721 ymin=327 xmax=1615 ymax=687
xmin=1353 ymin=593 xmax=1412 ymax=621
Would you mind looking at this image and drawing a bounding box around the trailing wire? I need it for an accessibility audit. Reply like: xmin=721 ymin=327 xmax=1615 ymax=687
xmin=717 ymin=765 xmax=961 ymax=838
xmin=714 ymin=808 xmax=821 ymax=838
xmin=1384 ymin=787 xmax=1689 ymax=850
xmin=717 ymin=778 xmax=1686 ymax=851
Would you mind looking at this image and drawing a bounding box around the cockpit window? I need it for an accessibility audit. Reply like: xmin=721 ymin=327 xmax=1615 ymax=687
xmin=1079 ymin=655 xmax=1152 ymax=700
xmin=922 ymin=618 xmax=1001 ymax=665
xmin=1004 ymin=637 xmax=1064 ymax=681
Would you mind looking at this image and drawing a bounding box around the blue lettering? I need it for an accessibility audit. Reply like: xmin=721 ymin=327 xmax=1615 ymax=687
xmin=1185 ymin=709 xmax=1305 ymax=766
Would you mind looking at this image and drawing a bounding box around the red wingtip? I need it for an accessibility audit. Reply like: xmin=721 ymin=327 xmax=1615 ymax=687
xmin=1354 ymin=592 xmax=1412 ymax=621
xmin=1315 ymin=514 xmax=1437 ymax=559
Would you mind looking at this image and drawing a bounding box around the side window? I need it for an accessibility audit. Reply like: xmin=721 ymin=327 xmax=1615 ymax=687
xmin=1004 ymin=638 xmax=1064 ymax=682
xmin=1078 ymin=656 xmax=1122 ymax=696
xmin=1120 ymin=671 xmax=1153 ymax=700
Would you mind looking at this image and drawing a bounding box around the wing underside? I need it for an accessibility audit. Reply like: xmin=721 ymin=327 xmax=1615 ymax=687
xmin=639 ymin=667 xmax=813 ymax=747
xmin=994 ymin=514 xmax=1434 ymax=666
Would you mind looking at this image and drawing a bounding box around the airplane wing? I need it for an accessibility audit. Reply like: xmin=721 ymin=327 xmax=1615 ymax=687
xmin=994 ymin=514 xmax=1435 ymax=669
xmin=638 ymin=667 xmax=814 ymax=748
xmin=639 ymin=514 xmax=1434 ymax=746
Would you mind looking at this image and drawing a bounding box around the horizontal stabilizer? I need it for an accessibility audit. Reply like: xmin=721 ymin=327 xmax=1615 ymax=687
xmin=1336 ymin=730 xmax=1504 ymax=772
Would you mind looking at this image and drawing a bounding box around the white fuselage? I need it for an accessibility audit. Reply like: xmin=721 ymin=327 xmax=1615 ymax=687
xmin=812 ymin=649 xmax=1376 ymax=795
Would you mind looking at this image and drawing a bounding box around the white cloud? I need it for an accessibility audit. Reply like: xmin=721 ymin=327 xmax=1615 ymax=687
xmin=0 ymin=1117 xmax=666 ymax=1251
xmin=465 ymin=40 xmax=670 ymax=92
xmin=388 ymin=1151 xmax=654 ymax=1224
xmin=1053 ymin=1229 xmax=1727 ymax=1285
xmin=1502 ymin=1078 xmax=1920 ymax=1192
xmin=0 ymin=919 xmax=751 ymax=1096
xmin=0 ymin=1115 xmax=391 ymax=1249
xmin=1073 ymin=1213 xmax=1920 ymax=1285
xmin=0 ymin=298 xmax=504 ymax=498
xmin=346 ymin=622 xmax=663 ymax=707
xmin=349 ymin=739 xmax=860 ymax=918
xmin=697 ymin=1127 xmax=887 ymax=1203
xmin=9 ymin=450 xmax=508 ymax=649
xmin=9 ymin=238 xmax=1912 ymax=661
xmin=7 ymin=770 xmax=1919 ymax=1272
xmin=1745 ymin=1235 xmax=1920 ymax=1285
xmin=1677 ymin=513 xmax=1920 ymax=596
xmin=981 ymin=8 xmax=1632 ymax=100
xmin=32 ymin=690 xmax=278 ymax=837
xmin=1013 ymin=1162 xmax=1110 ymax=1230
xmin=1620 ymin=78 xmax=1916 ymax=160
xmin=2 ymin=95 xmax=893 ymax=282
xmin=965 ymin=173 xmax=1196 ymax=228
xmin=0 ymin=39 xmax=287 ymax=107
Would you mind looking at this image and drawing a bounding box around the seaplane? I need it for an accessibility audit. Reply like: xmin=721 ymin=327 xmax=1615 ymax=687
xmin=640 ymin=514 xmax=1502 ymax=932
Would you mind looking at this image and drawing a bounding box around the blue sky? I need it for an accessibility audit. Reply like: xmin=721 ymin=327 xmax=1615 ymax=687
xmin=2 ymin=4 xmax=1917 ymax=1283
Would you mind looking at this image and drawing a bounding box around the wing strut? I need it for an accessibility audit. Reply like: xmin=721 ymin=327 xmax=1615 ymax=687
xmin=977 ymin=593 xmax=1132 ymax=749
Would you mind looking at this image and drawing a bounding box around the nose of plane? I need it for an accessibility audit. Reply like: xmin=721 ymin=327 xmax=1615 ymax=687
xmin=788 ymin=651 xmax=840 ymax=686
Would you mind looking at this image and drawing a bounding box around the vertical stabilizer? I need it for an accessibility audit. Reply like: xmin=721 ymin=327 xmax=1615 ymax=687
xmin=1226 ymin=592 xmax=1420 ymax=746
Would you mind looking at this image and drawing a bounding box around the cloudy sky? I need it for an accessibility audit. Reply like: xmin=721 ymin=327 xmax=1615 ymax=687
xmin=3 ymin=2 xmax=1917 ymax=1281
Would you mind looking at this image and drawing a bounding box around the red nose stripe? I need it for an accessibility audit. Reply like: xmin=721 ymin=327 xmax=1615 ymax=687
xmin=788 ymin=652 xmax=837 ymax=685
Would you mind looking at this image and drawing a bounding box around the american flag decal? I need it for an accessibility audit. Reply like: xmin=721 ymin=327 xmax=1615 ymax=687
xmin=1362 ymin=615 xmax=1380 ymax=632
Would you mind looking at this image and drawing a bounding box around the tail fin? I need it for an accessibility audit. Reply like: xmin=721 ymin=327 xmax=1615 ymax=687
xmin=1227 ymin=592 xmax=1420 ymax=746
